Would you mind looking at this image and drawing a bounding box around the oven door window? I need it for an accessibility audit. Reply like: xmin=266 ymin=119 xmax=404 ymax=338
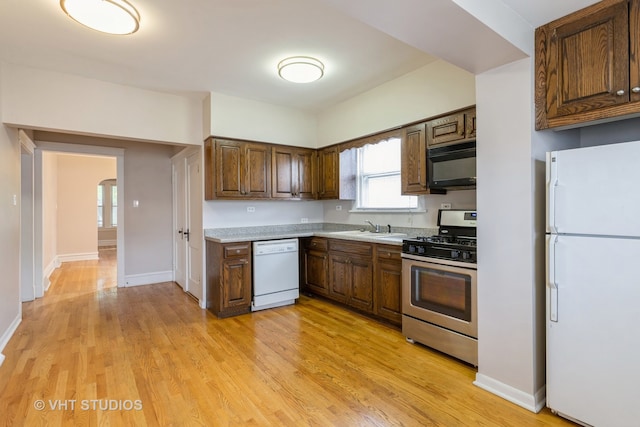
xmin=410 ymin=266 xmax=471 ymax=321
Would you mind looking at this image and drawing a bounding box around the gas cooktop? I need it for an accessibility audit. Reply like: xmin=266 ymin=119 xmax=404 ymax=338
xmin=402 ymin=209 xmax=477 ymax=263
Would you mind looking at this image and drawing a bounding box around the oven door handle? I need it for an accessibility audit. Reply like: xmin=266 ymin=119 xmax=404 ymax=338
xmin=431 ymin=246 xmax=476 ymax=253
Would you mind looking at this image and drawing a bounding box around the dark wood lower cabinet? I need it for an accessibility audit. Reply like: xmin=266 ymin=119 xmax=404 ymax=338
xmin=302 ymin=237 xmax=400 ymax=326
xmin=206 ymin=240 xmax=252 ymax=318
xmin=302 ymin=238 xmax=329 ymax=296
xmin=374 ymin=245 xmax=403 ymax=325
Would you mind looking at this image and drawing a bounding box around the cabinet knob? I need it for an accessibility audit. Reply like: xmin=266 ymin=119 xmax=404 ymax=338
xmin=632 ymin=87 xmax=640 ymax=93
xmin=236 ymin=249 xmax=240 ymax=253
xmin=616 ymin=89 xmax=626 ymax=96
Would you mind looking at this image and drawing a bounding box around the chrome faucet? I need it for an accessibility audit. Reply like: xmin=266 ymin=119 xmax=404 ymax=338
xmin=365 ymin=220 xmax=381 ymax=233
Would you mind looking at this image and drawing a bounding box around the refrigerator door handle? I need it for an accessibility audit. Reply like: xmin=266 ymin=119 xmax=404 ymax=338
xmin=548 ymin=235 xmax=558 ymax=322
xmin=546 ymin=152 xmax=558 ymax=234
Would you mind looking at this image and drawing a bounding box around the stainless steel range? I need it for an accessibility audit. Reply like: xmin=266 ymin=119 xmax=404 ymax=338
xmin=401 ymin=209 xmax=478 ymax=366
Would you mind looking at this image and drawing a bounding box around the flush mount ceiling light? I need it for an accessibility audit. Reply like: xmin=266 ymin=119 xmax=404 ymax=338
xmin=60 ymin=0 xmax=140 ymax=35
xmin=278 ymin=56 xmax=324 ymax=83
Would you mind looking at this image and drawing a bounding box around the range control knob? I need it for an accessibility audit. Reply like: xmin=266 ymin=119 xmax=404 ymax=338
xmin=451 ymin=250 xmax=460 ymax=259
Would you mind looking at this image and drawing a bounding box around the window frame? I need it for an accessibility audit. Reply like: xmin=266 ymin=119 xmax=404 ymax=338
xmin=98 ymin=179 xmax=118 ymax=229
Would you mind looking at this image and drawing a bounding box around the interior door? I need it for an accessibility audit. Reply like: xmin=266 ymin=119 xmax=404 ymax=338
xmin=173 ymin=158 xmax=187 ymax=289
xmin=187 ymin=153 xmax=203 ymax=302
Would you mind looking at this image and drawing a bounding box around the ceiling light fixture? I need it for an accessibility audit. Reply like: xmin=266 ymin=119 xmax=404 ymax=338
xmin=278 ymin=56 xmax=324 ymax=83
xmin=60 ymin=0 xmax=140 ymax=35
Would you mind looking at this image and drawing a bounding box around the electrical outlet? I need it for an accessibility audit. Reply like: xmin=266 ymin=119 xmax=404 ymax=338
xmin=336 ymin=205 xmax=342 ymax=211
xmin=301 ymin=218 xmax=309 ymax=223
xmin=440 ymin=203 xmax=452 ymax=210
xmin=247 ymin=206 xmax=255 ymax=213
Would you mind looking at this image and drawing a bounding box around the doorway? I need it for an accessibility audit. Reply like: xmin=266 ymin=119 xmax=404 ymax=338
xmin=34 ymin=142 xmax=125 ymax=292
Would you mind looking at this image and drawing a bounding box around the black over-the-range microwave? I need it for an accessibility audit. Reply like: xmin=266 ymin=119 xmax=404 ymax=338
xmin=427 ymin=140 xmax=476 ymax=190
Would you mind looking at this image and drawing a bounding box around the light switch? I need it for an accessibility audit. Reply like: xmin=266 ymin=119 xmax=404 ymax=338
xmin=133 ymin=200 xmax=139 ymax=207
xmin=12 ymin=195 xmax=17 ymax=206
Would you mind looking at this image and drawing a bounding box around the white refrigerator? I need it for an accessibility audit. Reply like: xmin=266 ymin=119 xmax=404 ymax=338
xmin=546 ymin=141 xmax=640 ymax=426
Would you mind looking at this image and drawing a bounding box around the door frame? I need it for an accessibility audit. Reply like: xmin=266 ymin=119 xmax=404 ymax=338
xmin=19 ymin=130 xmax=36 ymax=302
xmin=34 ymin=141 xmax=125 ymax=291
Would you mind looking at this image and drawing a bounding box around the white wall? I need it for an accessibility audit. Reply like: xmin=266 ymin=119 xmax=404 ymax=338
xmin=206 ymin=92 xmax=318 ymax=147
xmin=55 ymin=154 xmax=116 ymax=259
xmin=322 ymin=190 xmax=476 ymax=229
xmin=0 ymin=67 xmax=21 ymax=362
xmin=316 ymin=60 xmax=476 ymax=147
xmin=203 ymin=200 xmax=324 ymax=229
xmin=123 ymin=143 xmax=175 ymax=281
xmin=1 ymin=62 xmax=203 ymax=146
xmin=475 ymin=58 xmax=542 ymax=409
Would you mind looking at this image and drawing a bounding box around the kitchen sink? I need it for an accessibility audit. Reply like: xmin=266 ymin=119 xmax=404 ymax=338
xmin=329 ymin=230 xmax=407 ymax=238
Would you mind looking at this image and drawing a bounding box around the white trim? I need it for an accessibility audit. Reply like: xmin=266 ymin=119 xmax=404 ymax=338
xmin=18 ymin=129 xmax=36 ymax=153
xmin=473 ymin=373 xmax=546 ymax=413
xmin=0 ymin=313 xmax=22 ymax=365
xmin=42 ymin=257 xmax=61 ymax=292
xmin=98 ymin=239 xmax=117 ymax=247
xmin=124 ymin=271 xmax=173 ymax=287
xmin=58 ymin=252 xmax=99 ymax=263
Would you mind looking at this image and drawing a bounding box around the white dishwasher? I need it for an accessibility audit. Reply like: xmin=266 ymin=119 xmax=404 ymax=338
xmin=252 ymin=238 xmax=299 ymax=311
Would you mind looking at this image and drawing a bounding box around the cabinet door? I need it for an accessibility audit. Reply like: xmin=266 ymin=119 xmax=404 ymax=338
xmin=215 ymin=139 xmax=243 ymax=197
xmin=375 ymin=246 xmax=402 ymax=325
xmin=222 ymin=257 xmax=251 ymax=310
xmin=426 ymin=113 xmax=466 ymax=147
xmin=465 ymin=109 xmax=477 ymax=139
xmin=548 ymin=1 xmax=628 ymax=119
xmin=349 ymin=256 xmax=374 ymax=313
xmin=318 ymin=147 xmax=339 ymax=199
xmin=401 ymin=123 xmax=427 ymax=194
xmin=244 ymin=142 xmax=271 ymax=198
xmin=304 ymin=249 xmax=328 ymax=295
xmin=328 ymin=253 xmax=350 ymax=303
xmin=536 ymin=0 xmax=629 ymax=128
xmin=272 ymin=147 xmax=295 ymax=199
xmin=295 ymin=149 xmax=317 ymax=200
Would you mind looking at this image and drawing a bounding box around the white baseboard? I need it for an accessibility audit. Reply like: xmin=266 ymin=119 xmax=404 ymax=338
xmin=98 ymin=240 xmax=117 ymax=247
xmin=58 ymin=252 xmax=99 ymax=263
xmin=124 ymin=271 xmax=173 ymax=287
xmin=474 ymin=373 xmax=546 ymax=413
xmin=42 ymin=257 xmax=62 ymax=292
xmin=0 ymin=313 xmax=22 ymax=366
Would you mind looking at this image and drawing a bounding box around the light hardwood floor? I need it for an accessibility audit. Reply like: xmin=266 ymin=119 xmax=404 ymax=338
xmin=0 ymin=249 xmax=575 ymax=426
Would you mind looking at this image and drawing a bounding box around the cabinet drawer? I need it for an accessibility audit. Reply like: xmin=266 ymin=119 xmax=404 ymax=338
xmin=306 ymin=237 xmax=328 ymax=252
xmin=329 ymin=239 xmax=372 ymax=257
xmin=376 ymin=244 xmax=402 ymax=261
xmin=224 ymin=243 xmax=251 ymax=258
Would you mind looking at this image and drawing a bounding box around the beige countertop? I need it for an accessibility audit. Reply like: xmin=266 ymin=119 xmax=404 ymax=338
xmin=204 ymin=223 xmax=437 ymax=246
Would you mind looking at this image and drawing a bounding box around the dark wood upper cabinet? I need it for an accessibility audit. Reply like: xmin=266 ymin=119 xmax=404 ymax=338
xmin=536 ymin=0 xmax=640 ymax=129
xmin=426 ymin=108 xmax=475 ymax=148
xmin=317 ymin=146 xmax=339 ymax=199
xmin=205 ymin=138 xmax=271 ymax=200
xmin=401 ymin=123 xmax=428 ymax=194
xmin=272 ymin=146 xmax=316 ymax=200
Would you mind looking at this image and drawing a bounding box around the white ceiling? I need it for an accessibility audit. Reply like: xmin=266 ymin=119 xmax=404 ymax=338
xmin=0 ymin=0 xmax=598 ymax=113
